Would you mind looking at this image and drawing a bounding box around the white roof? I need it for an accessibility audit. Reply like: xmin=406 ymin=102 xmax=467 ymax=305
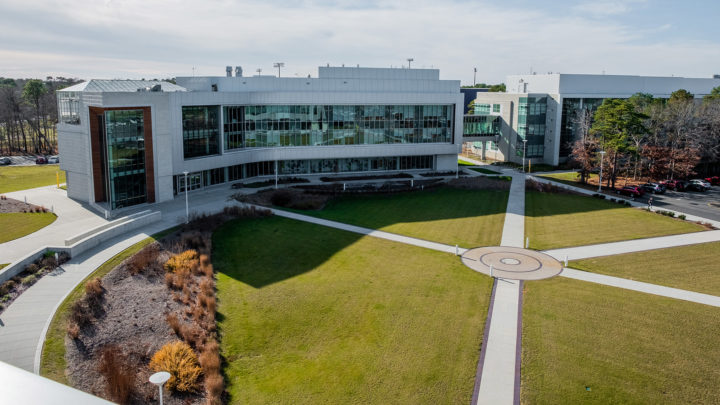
xmin=59 ymin=80 xmax=186 ymax=93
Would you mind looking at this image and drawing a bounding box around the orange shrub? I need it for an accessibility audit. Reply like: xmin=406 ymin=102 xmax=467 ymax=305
xmin=149 ymin=341 xmax=202 ymax=392
xmin=163 ymin=250 xmax=199 ymax=273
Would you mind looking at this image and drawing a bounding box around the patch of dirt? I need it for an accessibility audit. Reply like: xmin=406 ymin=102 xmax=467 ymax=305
xmin=0 ymin=196 xmax=48 ymax=213
xmin=65 ymin=236 xmax=203 ymax=405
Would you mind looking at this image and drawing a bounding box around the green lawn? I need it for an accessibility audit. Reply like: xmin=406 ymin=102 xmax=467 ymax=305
xmin=538 ymin=171 xmax=599 ymax=190
xmin=0 ymin=264 xmax=7 ymax=270
xmin=571 ymin=242 xmax=720 ymax=296
xmin=214 ymin=216 xmax=492 ymax=404
xmin=522 ymin=277 xmax=720 ymax=404
xmin=40 ymin=227 xmax=177 ymax=384
xmin=470 ymin=167 xmax=501 ymax=175
xmin=0 ymin=212 xmax=57 ymax=243
xmin=291 ymin=187 xmax=508 ymax=248
xmin=525 ymin=191 xmax=704 ymax=250
xmin=458 ymin=159 xmax=477 ymax=166
xmin=0 ymin=165 xmax=65 ymax=194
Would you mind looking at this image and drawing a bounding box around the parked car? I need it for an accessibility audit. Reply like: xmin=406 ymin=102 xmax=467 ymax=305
xmin=641 ymin=182 xmax=666 ymax=194
xmin=686 ymin=179 xmax=710 ymax=192
xmin=705 ymin=176 xmax=720 ymax=185
xmin=617 ymin=185 xmax=645 ymax=198
xmin=47 ymin=155 xmax=59 ymax=164
xmin=0 ymin=157 xmax=10 ymax=165
xmin=660 ymin=179 xmax=687 ymax=191
xmin=35 ymin=156 xmax=48 ymax=164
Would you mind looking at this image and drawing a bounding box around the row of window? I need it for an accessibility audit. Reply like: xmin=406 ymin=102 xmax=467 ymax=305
xmin=474 ymin=103 xmax=501 ymax=115
xmin=463 ymin=115 xmax=501 ymax=136
xmin=104 ymin=109 xmax=147 ymax=209
xmin=172 ymin=155 xmax=434 ymax=193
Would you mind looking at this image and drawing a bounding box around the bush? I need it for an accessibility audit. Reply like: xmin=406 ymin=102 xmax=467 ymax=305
xmin=166 ymin=313 xmax=182 ymax=335
xmin=127 ymin=244 xmax=159 ymax=275
xmin=624 ymin=201 xmax=631 ymax=206
xmin=25 ymin=263 xmax=40 ymax=274
xmin=98 ymin=345 xmax=135 ymax=404
xmin=67 ymin=322 xmax=80 ymax=339
xmin=678 ymin=214 xmax=687 ymax=220
xmin=70 ymin=301 xmax=93 ymax=328
xmin=85 ymin=278 xmax=104 ymax=306
xmin=149 ymin=341 xmax=202 ymax=392
xmin=270 ymin=189 xmax=293 ymax=207
xmin=21 ymin=274 xmax=37 ymax=286
xmin=164 ymin=250 xmax=199 ymax=273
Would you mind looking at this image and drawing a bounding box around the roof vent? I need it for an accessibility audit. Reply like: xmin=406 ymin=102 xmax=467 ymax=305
xmin=235 ymin=66 xmax=243 ymax=77
xmin=150 ymin=84 xmax=162 ymax=92
xmin=226 ymin=66 xmax=232 ymax=77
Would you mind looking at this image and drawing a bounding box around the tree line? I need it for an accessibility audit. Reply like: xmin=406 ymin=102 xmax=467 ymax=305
xmin=570 ymin=87 xmax=720 ymax=188
xmin=0 ymin=77 xmax=82 ymax=156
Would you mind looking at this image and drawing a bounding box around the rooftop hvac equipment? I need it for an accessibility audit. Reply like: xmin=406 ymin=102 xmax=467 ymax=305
xmin=235 ymin=66 xmax=243 ymax=77
xmin=226 ymin=66 xmax=232 ymax=77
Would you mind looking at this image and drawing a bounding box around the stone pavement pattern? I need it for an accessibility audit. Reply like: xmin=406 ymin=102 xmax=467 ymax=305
xmin=462 ymin=246 xmax=563 ymax=280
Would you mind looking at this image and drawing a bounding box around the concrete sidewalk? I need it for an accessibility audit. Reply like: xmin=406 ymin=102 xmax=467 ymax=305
xmin=560 ymin=268 xmax=720 ymax=307
xmin=543 ymin=230 xmax=720 ymax=261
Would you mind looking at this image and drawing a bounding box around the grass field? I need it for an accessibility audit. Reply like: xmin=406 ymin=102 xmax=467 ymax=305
xmin=40 ymin=227 xmax=177 ymax=384
xmin=538 ymin=171 xmax=598 ymax=189
xmin=214 ymin=216 xmax=492 ymax=404
xmin=292 ymin=187 xmax=508 ymax=248
xmin=0 ymin=165 xmax=65 ymax=194
xmin=571 ymin=242 xmax=720 ymax=296
xmin=0 ymin=212 xmax=56 ymax=243
xmin=470 ymin=167 xmax=501 ymax=175
xmin=525 ymin=191 xmax=704 ymax=250
xmin=522 ymin=277 xmax=720 ymax=404
xmin=458 ymin=159 xmax=477 ymax=166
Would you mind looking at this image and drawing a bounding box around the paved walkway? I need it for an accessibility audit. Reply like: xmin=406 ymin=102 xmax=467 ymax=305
xmin=474 ymin=173 xmax=525 ymax=405
xmin=560 ymin=268 xmax=720 ymax=307
xmin=543 ymin=230 xmax=720 ymax=261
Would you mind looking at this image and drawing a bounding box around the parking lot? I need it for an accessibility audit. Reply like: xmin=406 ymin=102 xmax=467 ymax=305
xmin=634 ymin=186 xmax=720 ymax=222
xmin=0 ymin=155 xmax=42 ymax=166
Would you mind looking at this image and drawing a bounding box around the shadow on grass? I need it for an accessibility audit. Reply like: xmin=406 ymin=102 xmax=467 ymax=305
xmin=525 ymin=190 xmax=636 ymax=217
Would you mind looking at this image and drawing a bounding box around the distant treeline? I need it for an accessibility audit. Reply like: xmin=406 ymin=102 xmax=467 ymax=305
xmin=0 ymin=77 xmax=82 ymax=155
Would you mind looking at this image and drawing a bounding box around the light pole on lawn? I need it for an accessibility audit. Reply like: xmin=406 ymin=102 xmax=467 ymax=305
xmin=522 ymin=139 xmax=528 ymax=173
xmin=183 ymin=171 xmax=189 ymax=224
xmin=598 ymin=150 xmax=606 ymax=193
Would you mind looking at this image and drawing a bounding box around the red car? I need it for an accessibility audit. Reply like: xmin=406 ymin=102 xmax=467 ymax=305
xmin=704 ymin=176 xmax=719 ymax=186
xmin=35 ymin=156 xmax=48 ymax=164
xmin=660 ymin=179 xmax=687 ymax=191
xmin=617 ymin=185 xmax=645 ymax=197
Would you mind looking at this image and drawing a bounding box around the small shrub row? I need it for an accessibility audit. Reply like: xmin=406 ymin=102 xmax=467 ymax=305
xmin=0 ymin=251 xmax=70 ymax=314
xmin=126 ymin=244 xmax=160 ymax=275
xmin=67 ymin=277 xmax=105 ymax=335
xmin=319 ymin=172 xmax=412 ymax=182
xmin=20 ymin=205 xmax=50 ymax=213
xmin=656 ymin=210 xmax=676 ymax=218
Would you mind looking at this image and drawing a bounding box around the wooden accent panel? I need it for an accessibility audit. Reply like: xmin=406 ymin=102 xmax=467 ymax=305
xmin=88 ymin=107 xmax=106 ymax=202
xmin=142 ymin=107 xmax=155 ymax=203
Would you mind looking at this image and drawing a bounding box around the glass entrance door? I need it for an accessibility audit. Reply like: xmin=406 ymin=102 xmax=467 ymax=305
xmin=177 ymin=172 xmax=203 ymax=193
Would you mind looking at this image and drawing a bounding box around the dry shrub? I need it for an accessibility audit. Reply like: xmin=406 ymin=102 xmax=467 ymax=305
xmin=199 ymin=278 xmax=214 ymax=296
xmin=205 ymin=296 xmax=216 ymax=316
xmin=67 ymin=322 xmax=80 ymax=339
xmin=165 ymin=273 xmax=174 ymax=288
xmin=166 ymin=313 xmax=182 ymax=335
xmin=201 ymin=262 xmax=214 ymax=278
xmin=182 ymin=232 xmax=207 ymax=252
xmin=164 ymin=250 xmax=199 ymax=273
xmin=192 ymin=304 xmax=205 ymax=323
xmin=149 ymin=341 xmax=202 ymax=392
xmin=204 ymin=373 xmax=224 ymax=405
xmin=179 ymin=324 xmax=207 ymax=349
xmin=98 ymin=345 xmax=135 ymax=404
xmin=199 ymin=340 xmax=220 ymax=374
xmin=127 ymin=244 xmax=159 ymax=275
xmin=40 ymin=255 xmax=57 ymax=270
xmin=70 ymin=301 xmax=92 ymax=328
xmin=84 ymin=277 xmax=104 ymax=307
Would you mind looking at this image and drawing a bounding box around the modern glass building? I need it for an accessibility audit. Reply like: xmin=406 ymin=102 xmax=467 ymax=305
xmin=57 ymin=67 xmax=463 ymax=211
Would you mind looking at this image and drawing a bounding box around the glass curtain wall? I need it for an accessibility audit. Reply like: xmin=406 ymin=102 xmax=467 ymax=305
xmin=463 ymin=115 xmax=500 ymax=136
xmin=182 ymin=106 xmax=220 ymax=158
xmin=517 ymin=97 xmax=547 ymax=158
xmin=58 ymin=92 xmax=80 ymax=124
xmin=559 ymin=98 xmax=604 ymax=157
xmin=222 ymin=104 xmax=453 ymax=151
xmin=105 ymin=109 xmax=146 ymax=209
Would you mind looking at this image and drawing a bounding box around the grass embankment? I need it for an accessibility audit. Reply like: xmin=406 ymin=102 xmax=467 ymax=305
xmin=522 ymin=277 xmax=720 ymax=404
xmin=458 ymin=159 xmax=477 ymax=166
xmin=40 ymin=227 xmax=177 ymax=384
xmin=0 ymin=212 xmax=56 ymax=243
xmin=571 ymin=242 xmax=720 ymax=296
xmin=525 ymin=191 xmax=704 ymax=250
xmin=0 ymin=165 xmax=66 ymax=194
xmin=0 ymin=264 xmax=7 ymax=270
xmin=294 ymin=187 xmax=508 ymax=248
xmin=214 ymin=216 xmax=492 ymax=404
xmin=470 ymin=167 xmax=501 ymax=175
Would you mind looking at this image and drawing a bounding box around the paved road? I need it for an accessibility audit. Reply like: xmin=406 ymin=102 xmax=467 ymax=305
xmin=636 ymin=186 xmax=720 ymax=222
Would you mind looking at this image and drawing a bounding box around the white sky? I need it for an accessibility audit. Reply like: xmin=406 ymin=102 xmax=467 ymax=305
xmin=1 ymin=0 xmax=719 ymax=84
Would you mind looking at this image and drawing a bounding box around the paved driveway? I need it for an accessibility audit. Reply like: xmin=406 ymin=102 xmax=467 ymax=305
xmin=631 ymin=186 xmax=720 ymax=222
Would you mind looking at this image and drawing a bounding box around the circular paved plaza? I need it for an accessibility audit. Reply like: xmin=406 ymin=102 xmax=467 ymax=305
xmin=461 ymin=246 xmax=563 ymax=280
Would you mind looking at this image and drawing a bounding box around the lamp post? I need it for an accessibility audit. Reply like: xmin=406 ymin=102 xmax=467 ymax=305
xmin=149 ymin=371 xmax=171 ymax=405
xmin=473 ymin=67 xmax=477 ymax=87
xmin=406 ymin=58 xmax=414 ymax=69
xmin=522 ymin=139 xmax=528 ymax=173
xmin=273 ymin=62 xmax=285 ymax=77
xmin=182 ymin=171 xmax=189 ymax=224
xmin=598 ymin=150 xmax=606 ymax=192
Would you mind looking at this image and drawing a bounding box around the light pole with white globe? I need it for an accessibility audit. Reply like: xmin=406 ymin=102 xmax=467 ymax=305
xmin=149 ymin=371 xmax=171 ymax=405
xmin=183 ymin=171 xmax=189 ymax=224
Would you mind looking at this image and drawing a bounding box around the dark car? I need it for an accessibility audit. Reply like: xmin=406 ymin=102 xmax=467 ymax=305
xmin=617 ymin=185 xmax=645 ymax=198
xmin=0 ymin=157 xmax=10 ymax=165
xmin=641 ymin=182 xmax=666 ymax=194
xmin=687 ymin=179 xmax=710 ymax=192
xmin=660 ymin=179 xmax=687 ymax=191
xmin=705 ymin=176 xmax=720 ymax=185
xmin=35 ymin=156 xmax=48 ymax=164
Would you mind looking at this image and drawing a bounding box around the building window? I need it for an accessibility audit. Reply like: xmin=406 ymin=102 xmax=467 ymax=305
xmin=463 ymin=115 xmax=501 ymax=136
xmin=474 ymin=103 xmax=491 ymax=115
xmin=58 ymin=92 xmax=80 ymax=124
xmin=105 ymin=109 xmax=146 ymax=209
xmin=492 ymin=104 xmax=501 ymax=114
xmin=223 ymin=106 xmax=244 ymax=150
xmin=182 ymin=106 xmax=219 ymax=159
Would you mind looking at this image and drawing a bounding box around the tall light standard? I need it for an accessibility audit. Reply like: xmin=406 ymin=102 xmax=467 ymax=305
xmin=149 ymin=371 xmax=171 ymax=405
xmin=522 ymin=139 xmax=528 ymax=173
xmin=473 ymin=67 xmax=477 ymax=86
xmin=273 ymin=62 xmax=285 ymax=77
xmin=182 ymin=171 xmax=189 ymax=224
xmin=406 ymin=58 xmax=414 ymax=68
xmin=598 ymin=150 xmax=606 ymax=192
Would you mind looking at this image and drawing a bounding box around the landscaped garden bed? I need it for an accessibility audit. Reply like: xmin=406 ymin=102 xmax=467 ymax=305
xmin=0 ymin=195 xmax=57 ymax=243
xmin=0 ymin=250 xmax=69 ymax=313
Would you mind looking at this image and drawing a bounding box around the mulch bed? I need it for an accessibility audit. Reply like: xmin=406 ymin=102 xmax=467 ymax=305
xmin=0 ymin=196 xmax=47 ymax=213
